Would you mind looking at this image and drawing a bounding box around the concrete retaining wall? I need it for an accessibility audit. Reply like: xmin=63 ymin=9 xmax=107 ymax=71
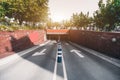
xmin=0 ymin=30 xmax=46 ymax=54
xmin=69 ymin=30 xmax=120 ymax=58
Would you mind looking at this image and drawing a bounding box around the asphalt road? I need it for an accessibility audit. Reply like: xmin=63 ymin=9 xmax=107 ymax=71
xmin=0 ymin=41 xmax=120 ymax=80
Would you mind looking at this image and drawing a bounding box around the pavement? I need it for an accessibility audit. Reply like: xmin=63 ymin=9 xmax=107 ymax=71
xmin=0 ymin=40 xmax=120 ymax=80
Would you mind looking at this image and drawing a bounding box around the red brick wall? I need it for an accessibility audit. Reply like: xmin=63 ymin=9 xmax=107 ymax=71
xmin=69 ymin=30 xmax=120 ymax=58
xmin=0 ymin=30 xmax=46 ymax=54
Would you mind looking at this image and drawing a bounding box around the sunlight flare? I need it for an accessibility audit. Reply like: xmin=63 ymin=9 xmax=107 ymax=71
xmin=50 ymin=14 xmax=65 ymax=22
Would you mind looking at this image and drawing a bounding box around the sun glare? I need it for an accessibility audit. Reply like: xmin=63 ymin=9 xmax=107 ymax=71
xmin=50 ymin=15 xmax=64 ymax=22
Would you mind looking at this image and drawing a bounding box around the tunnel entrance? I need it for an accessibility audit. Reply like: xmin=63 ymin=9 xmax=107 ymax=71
xmin=47 ymin=34 xmax=69 ymax=41
xmin=46 ymin=29 xmax=69 ymax=41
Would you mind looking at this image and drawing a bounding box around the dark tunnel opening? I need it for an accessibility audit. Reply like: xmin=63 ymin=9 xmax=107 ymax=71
xmin=47 ymin=34 xmax=69 ymax=41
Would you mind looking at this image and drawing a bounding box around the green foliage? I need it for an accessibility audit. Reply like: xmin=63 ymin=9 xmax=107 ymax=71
xmin=0 ymin=25 xmax=43 ymax=31
xmin=0 ymin=0 xmax=48 ymax=25
xmin=0 ymin=1 xmax=9 ymax=19
xmin=94 ymin=0 xmax=120 ymax=31
xmin=46 ymin=21 xmax=61 ymax=29
xmin=62 ymin=20 xmax=73 ymax=29
xmin=71 ymin=12 xmax=92 ymax=30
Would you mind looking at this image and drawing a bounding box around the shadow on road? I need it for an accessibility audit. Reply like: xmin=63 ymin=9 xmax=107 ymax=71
xmin=19 ymin=41 xmax=64 ymax=78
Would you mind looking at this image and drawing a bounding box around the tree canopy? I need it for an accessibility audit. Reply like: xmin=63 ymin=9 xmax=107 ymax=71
xmin=68 ymin=0 xmax=120 ymax=31
xmin=94 ymin=0 xmax=120 ymax=31
xmin=71 ymin=12 xmax=92 ymax=30
xmin=1 ymin=0 xmax=120 ymax=31
xmin=0 ymin=0 xmax=48 ymax=25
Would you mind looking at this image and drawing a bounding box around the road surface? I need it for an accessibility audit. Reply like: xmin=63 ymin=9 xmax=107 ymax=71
xmin=0 ymin=41 xmax=120 ymax=80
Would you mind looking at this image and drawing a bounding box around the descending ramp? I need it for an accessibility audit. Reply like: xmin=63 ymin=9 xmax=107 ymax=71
xmin=46 ymin=29 xmax=69 ymax=41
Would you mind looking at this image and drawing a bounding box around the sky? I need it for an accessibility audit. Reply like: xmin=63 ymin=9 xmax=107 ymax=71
xmin=48 ymin=0 xmax=106 ymax=22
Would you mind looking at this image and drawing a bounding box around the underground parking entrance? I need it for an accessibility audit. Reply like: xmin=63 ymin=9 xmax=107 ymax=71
xmin=46 ymin=29 xmax=69 ymax=41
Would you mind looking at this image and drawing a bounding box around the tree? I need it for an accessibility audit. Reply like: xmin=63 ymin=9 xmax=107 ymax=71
xmin=93 ymin=0 xmax=120 ymax=31
xmin=71 ymin=12 xmax=92 ymax=30
xmin=0 ymin=0 xmax=48 ymax=25
xmin=0 ymin=1 xmax=10 ymax=21
xmin=105 ymin=0 xmax=120 ymax=30
xmin=62 ymin=20 xmax=72 ymax=29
